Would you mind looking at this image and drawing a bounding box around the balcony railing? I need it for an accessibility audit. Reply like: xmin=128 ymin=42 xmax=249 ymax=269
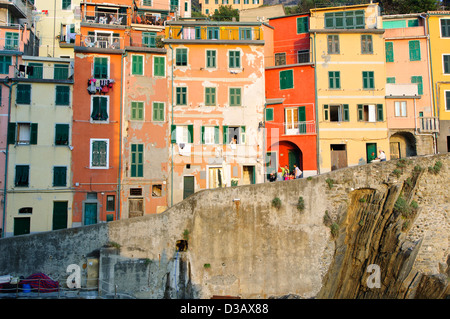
xmin=284 ymin=121 xmax=316 ymax=135
xmin=0 ymin=35 xmax=20 ymax=51
xmin=417 ymin=117 xmax=439 ymax=133
xmin=166 ymin=25 xmax=263 ymax=41
xmin=17 ymin=64 xmax=72 ymax=81
xmin=83 ymin=11 xmax=127 ymax=26
xmin=78 ymin=34 xmax=124 ymax=50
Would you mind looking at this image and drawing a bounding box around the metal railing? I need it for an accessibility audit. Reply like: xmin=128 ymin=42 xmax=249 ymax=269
xmin=83 ymin=11 xmax=127 ymax=26
xmin=166 ymin=26 xmax=263 ymax=41
xmin=79 ymin=34 xmax=123 ymax=50
xmin=284 ymin=121 xmax=316 ymax=135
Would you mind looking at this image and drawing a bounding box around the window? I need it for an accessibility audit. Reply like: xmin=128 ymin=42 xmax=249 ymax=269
xmin=19 ymin=207 xmax=32 ymax=214
xmin=5 ymin=32 xmax=19 ymax=50
xmin=394 ymin=101 xmax=407 ymax=117
xmin=132 ymin=55 xmax=144 ymax=75
xmin=297 ymin=16 xmax=308 ymax=34
xmin=207 ymin=27 xmax=219 ymax=39
xmin=297 ymin=50 xmax=309 ymax=63
xmin=328 ymin=71 xmax=340 ymax=89
xmin=361 ymin=35 xmax=373 ymax=54
xmin=7 ymin=123 xmax=37 ymax=145
xmin=411 ymin=76 xmax=423 ymax=95
xmin=265 ymin=108 xmax=274 ymax=121
xmin=14 ymin=217 xmax=30 ymax=236
xmin=195 ymin=27 xmax=201 ymax=39
xmin=62 ymin=0 xmax=71 ymax=10
xmin=201 ymin=126 xmax=219 ymax=144
xmin=280 ymin=69 xmax=293 ymax=90
xmin=229 ymin=50 xmax=240 ymax=68
xmin=91 ymin=96 xmax=109 ymax=122
xmin=16 ymin=84 xmax=31 ymax=104
xmin=153 ymin=56 xmax=165 ymax=77
xmin=176 ymin=48 xmax=187 ymax=66
xmin=206 ymin=50 xmax=216 ymax=68
xmin=386 ymin=77 xmax=395 ymax=84
xmin=28 ymin=63 xmax=43 ymax=79
xmin=131 ymin=101 xmax=144 ymax=120
xmin=362 ymin=71 xmax=374 ymax=89
xmin=54 ymin=64 xmax=69 ymax=80
xmin=327 ymin=35 xmax=340 ymax=54
xmin=53 ymin=166 xmax=67 ymax=187
xmin=143 ymin=0 xmax=152 ymax=5
xmin=171 ymin=125 xmax=193 ymax=144
xmin=55 ymin=124 xmax=69 ymax=145
xmin=229 ymin=87 xmax=241 ymax=106
xmin=142 ymin=32 xmax=156 ymax=47
xmin=0 ymin=56 xmax=11 ymax=74
xmin=152 ymin=185 xmax=162 ymax=197
xmin=357 ymin=104 xmax=381 ymax=122
xmin=106 ymin=195 xmax=115 ymax=211
xmin=153 ymin=102 xmax=164 ymax=121
xmin=443 ymin=55 xmax=450 ymax=74
xmin=275 ymin=53 xmax=286 ymax=66
xmin=409 ymin=40 xmax=421 ymax=61
xmin=15 ymin=165 xmax=29 ymax=187
xmin=324 ymin=10 xmax=365 ymax=29
xmin=205 ymin=87 xmax=216 ymax=106
xmin=239 ymin=28 xmax=252 ymax=40
xmin=130 ymin=144 xmax=144 ymax=177
xmin=223 ymin=126 xmax=245 ymax=144
xmin=446 ymin=91 xmax=450 ymax=111
xmin=385 ymin=42 xmax=394 ymax=62
xmin=176 ymin=87 xmax=187 ymax=105
xmin=90 ymin=139 xmax=109 ymax=168
xmin=441 ymin=19 xmax=450 ymax=37
xmin=55 ymin=86 xmax=70 ymax=106
xmin=323 ymin=104 xmax=349 ymax=122
xmin=93 ymin=57 xmax=108 ymax=79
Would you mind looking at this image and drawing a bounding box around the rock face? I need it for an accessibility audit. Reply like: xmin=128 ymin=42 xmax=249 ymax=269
xmin=318 ymin=165 xmax=449 ymax=299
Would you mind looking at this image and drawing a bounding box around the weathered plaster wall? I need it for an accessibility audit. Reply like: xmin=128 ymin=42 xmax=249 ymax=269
xmin=0 ymin=154 xmax=448 ymax=299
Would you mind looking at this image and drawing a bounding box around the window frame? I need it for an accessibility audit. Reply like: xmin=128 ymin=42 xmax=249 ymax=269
xmin=445 ymin=90 xmax=450 ymax=112
xmin=131 ymin=54 xmax=144 ymax=75
xmin=205 ymin=87 xmax=216 ymax=106
xmin=153 ymin=55 xmax=165 ymax=77
xmin=93 ymin=57 xmax=109 ymax=79
xmin=228 ymin=50 xmax=241 ymax=69
xmin=328 ymin=71 xmax=341 ymax=89
xmin=130 ymin=143 xmax=144 ymax=178
xmin=323 ymin=104 xmax=349 ymax=122
xmin=175 ymin=48 xmax=188 ymax=66
xmin=443 ymin=54 xmax=450 ymax=75
xmin=385 ymin=41 xmax=394 ymax=63
xmin=0 ymin=55 xmax=12 ymax=74
xmin=362 ymin=71 xmax=375 ymax=90
xmin=361 ymin=34 xmax=373 ymax=54
xmin=152 ymin=101 xmax=165 ymax=122
xmin=279 ymin=69 xmax=294 ymax=90
xmin=53 ymin=166 xmax=67 ymax=187
xmin=297 ymin=16 xmax=308 ymax=34
xmin=440 ymin=18 xmax=450 ymax=38
xmin=201 ymin=126 xmax=219 ymax=145
xmin=16 ymin=84 xmax=31 ymax=104
xmin=54 ymin=123 xmax=70 ymax=146
xmin=15 ymin=165 xmax=30 ymax=187
xmin=206 ymin=49 xmax=217 ymax=69
xmin=90 ymin=138 xmax=109 ymax=169
xmin=394 ymin=101 xmax=407 ymax=117
xmin=229 ymin=87 xmax=241 ymax=106
xmin=90 ymin=95 xmax=110 ymax=123
xmin=130 ymin=101 xmax=144 ymax=120
xmin=409 ymin=40 xmax=421 ymax=61
xmin=55 ymin=85 xmax=70 ymax=106
xmin=275 ymin=52 xmax=286 ymax=66
xmin=176 ymin=87 xmax=187 ymax=105
xmin=327 ymin=35 xmax=340 ymax=54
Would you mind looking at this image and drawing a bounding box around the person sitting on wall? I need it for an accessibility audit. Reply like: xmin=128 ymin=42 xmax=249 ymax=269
xmin=376 ymin=150 xmax=386 ymax=162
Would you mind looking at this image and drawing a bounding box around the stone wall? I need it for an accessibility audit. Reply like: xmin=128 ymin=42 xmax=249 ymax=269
xmin=0 ymin=154 xmax=448 ymax=298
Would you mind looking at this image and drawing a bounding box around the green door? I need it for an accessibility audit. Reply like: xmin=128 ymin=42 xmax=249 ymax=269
xmin=52 ymin=201 xmax=68 ymax=230
xmin=183 ymin=176 xmax=195 ymax=199
xmin=298 ymin=106 xmax=306 ymax=134
xmin=14 ymin=217 xmax=30 ymax=236
xmin=366 ymin=143 xmax=377 ymax=163
xmin=288 ymin=150 xmax=298 ymax=172
xmin=84 ymin=203 xmax=97 ymax=225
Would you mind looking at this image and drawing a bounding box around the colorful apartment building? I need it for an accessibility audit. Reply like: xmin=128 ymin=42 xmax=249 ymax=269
xmin=382 ymin=14 xmax=437 ymax=158
xmin=265 ymin=13 xmax=317 ymax=178
xmin=33 ymin=0 xmax=81 ymax=58
xmin=5 ymin=56 xmax=73 ymax=236
xmin=426 ymin=11 xmax=450 ymax=153
xmin=0 ymin=0 xmax=38 ymax=236
xmin=198 ymin=0 xmax=262 ymax=16
xmin=310 ymin=3 xmax=389 ymax=173
xmin=164 ymin=20 xmax=267 ymax=205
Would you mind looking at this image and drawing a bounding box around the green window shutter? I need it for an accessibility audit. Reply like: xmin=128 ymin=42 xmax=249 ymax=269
xmin=131 ymin=101 xmax=144 ymax=120
xmin=188 ymin=125 xmax=193 ymax=143
xmin=441 ymin=19 xmax=450 ymax=37
xmin=298 ymin=106 xmax=306 ymax=133
xmin=385 ymin=42 xmax=394 ymax=62
xmin=5 ymin=32 xmax=18 ymax=49
xmin=132 ymin=55 xmax=143 ymax=75
xmin=92 ymin=140 xmax=107 ymax=167
xmin=171 ymin=125 xmax=177 ymax=143
xmin=55 ymin=86 xmax=70 ymax=106
xmin=444 ymin=55 xmax=450 ymax=74
xmin=153 ymin=102 xmax=164 ymax=121
xmin=0 ymin=56 xmax=12 ymax=74
xmin=408 ymin=19 xmax=419 ymax=27
xmin=201 ymin=126 xmax=205 ymax=144
xmin=411 ymin=76 xmax=423 ymax=95
xmin=205 ymin=87 xmax=215 ymax=106
xmin=329 ymin=71 xmax=340 ymax=89
xmin=30 ymin=123 xmax=38 ymax=145
xmin=323 ymin=105 xmax=329 ymax=121
xmin=94 ymin=57 xmax=108 ymax=78
xmin=53 ymin=167 xmax=67 ymax=187
xmin=55 ymin=124 xmax=69 ymax=145
xmin=143 ymin=32 xmax=156 ymax=47
xmin=28 ymin=63 xmax=43 ymax=79
xmin=363 ymin=71 xmax=374 ymax=89
xmin=176 ymin=87 xmax=186 ymax=105
xmin=357 ymin=104 xmax=363 ymax=121
xmin=409 ymin=40 xmax=420 ymax=61
xmin=386 ymin=77 xmax=395 ymax=84
xmin=265 ymin=108 xmax=274 ymax=121
xmin=214 ymin=126 xmax=220 ymax=144
xmin=223 ymin=125 xmax=228 ymax=144
xmin=376 ymin=104 xmax=383 ymax=121
xmin=154 ymin=56 xmax=165 ymax=76
xmin=343 ymin=104 xmax=349 ymax=121
xmin=15 ymin=165 xmax=29 ymax=187
xmin=280 ymin=69 xmax=293 ymax=90
xmin=54 ymin=64 xmax=69 ymax=80
xmin=7 ymin=122 xmax=16 ymax=144
xmin=297 ymin=17 xmax=308 ymax=34
xmin=176 ymin=48 xmax=187 ymax=66
xmin=229 ymin=51 xmax=240 ymax=68
xmin=240 ymin=126 xmax=246 ymax=144
xmin=16 ymin=84 xmax=31 ymax=104
xmin=230 ymin=88 xmax=241 ymax=106
xmin=131 ymin=144 xmax=144 ymax=177
xmin=206 ymin=50 xmax=216 ymax=68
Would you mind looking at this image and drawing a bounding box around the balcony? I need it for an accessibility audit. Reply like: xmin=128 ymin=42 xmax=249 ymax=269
xmin=284 ymin=121 xmax=316 ymax=135
xmin=82 ymin=7 xmax=127 ymax=26
xmin=16 ymin=62 xmax=73 ymax=82
xmin=77 ymin=34 xmax=124 ymax=50
xmin=0 ymin=0 xmax=33 ymax=18
xmin=417 ymin=117 xmax=439 ymax=133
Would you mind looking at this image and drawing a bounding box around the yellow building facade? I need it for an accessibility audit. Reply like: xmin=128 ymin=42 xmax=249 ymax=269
xmin=198 ymin=0 xmax=262 ymax=16
xmin=5 ymin=56 xmax=73 ymax=236
xmin=310 ymin=3 xmax=389 ymax=173
xmin=427 ymin=11 xmax=450 ymax=153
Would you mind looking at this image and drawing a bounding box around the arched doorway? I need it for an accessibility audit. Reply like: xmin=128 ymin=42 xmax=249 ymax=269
xmin=389 ymin=132 xmax=417 ymax=159
xmin=267 ymin=141 xmax=303 ymax=178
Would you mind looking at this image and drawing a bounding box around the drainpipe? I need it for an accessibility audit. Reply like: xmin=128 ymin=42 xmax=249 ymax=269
xmin=169 ymin=43 xmax=174 ymax=207
xmin=312 ymin=33 xmax=320 ymax=175
xmin=2 ymin=78 xmax=18 ymax=238
xmin=425 ymin=13 xmax=438 ymax=154
xmin=117 ymin=50 xmax=128 ymax=221
xmin=263 ymin=102 xmax=266 ymax=182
